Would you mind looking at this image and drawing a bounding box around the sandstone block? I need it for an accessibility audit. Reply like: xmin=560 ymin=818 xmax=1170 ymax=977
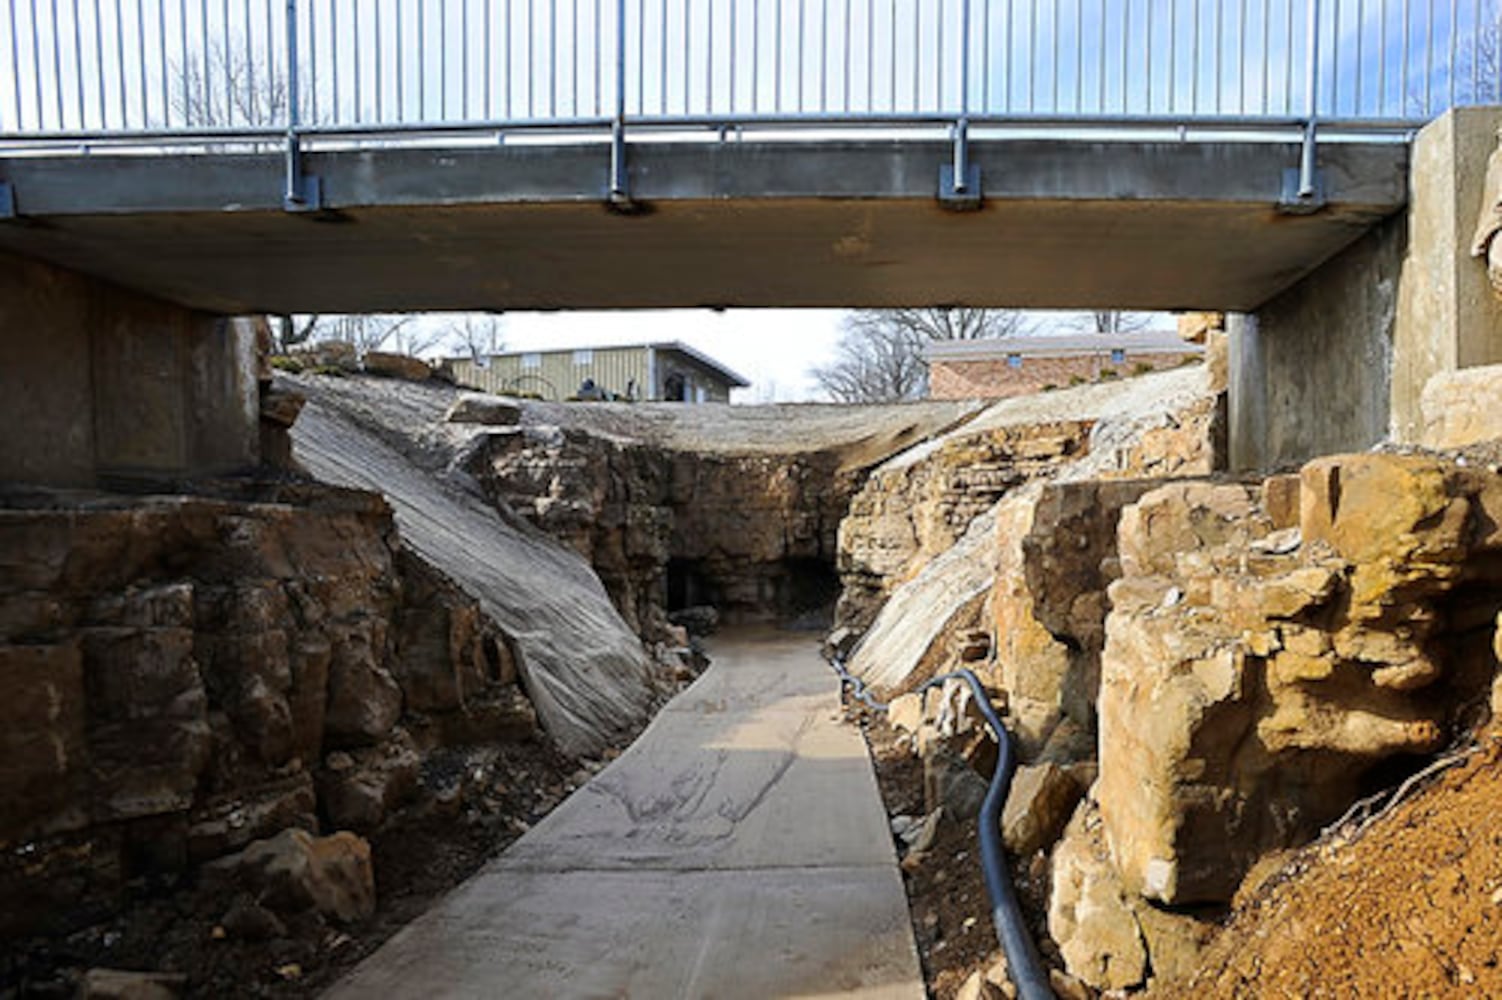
xmin=1048 ymin=805 xmax=1148 ymax=991
xmin=362 ymin=351 xmax=432 ymax=382
xmin=1002 ymin=762 xmax=1083 ymax=857
xmin=1420 ymin=364 xmax=1502 ymax=449
xmin=213 ymin=828 xmax=375 ymax=923
xmin=444 ymin=393 xmax=523 ymax=426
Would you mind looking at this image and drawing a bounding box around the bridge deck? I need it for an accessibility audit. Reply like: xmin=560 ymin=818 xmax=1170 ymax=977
xmin=0 ymin=138 xmax=1405 ymax=313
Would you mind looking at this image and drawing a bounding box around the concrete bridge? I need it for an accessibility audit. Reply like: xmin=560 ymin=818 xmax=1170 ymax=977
xmin=1 ymin=1 xmax=1500 ymax=487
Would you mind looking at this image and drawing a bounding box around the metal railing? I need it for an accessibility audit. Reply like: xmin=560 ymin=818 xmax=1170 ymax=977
xmin=1 ymin=1 xmax=1499 ymax=204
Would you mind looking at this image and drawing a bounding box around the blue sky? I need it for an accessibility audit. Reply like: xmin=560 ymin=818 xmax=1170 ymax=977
xmin=4 ymin=0 xmax=1497 ymax=132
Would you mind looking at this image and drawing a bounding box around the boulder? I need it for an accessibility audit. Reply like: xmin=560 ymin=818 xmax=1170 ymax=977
xmin=1098 ymin=457 xmax=1502 ymax=906
xmin=923 ymin=747 xmax=987 ymax=821
xmin=887 ymin=692 xmax=925 ymax=735
xmin=362 ymin=351 xmax=432 ymax=382
xmin=1048 ymin=803 xmax=1148 ymax=991
xmin=956 ymin=968 xmax=1011 ymax=1000
xmin=213 ymin=827 xmax=375 ymax=923
xmin=1002 ymin=762 xmax=1083 ymax=857
xmin=444 ymin=393 xmax=523 ymax=426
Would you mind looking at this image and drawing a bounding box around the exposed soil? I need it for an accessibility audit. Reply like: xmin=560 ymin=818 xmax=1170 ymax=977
xmin=2 ymin=738 xmax=596 ymax=999
xmin=859 ymin=709 xmax=1057 ymax=999
xmin=1158 ymin=733 xmax=1502 ymax=999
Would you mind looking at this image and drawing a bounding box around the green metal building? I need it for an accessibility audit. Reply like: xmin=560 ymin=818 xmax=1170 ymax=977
xmin=444 ymin=341 xmax=750 ymax=403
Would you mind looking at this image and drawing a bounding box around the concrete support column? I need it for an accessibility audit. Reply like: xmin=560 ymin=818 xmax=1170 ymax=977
xmin=0 ymin=252 xmax=259 ymax=488
xmin=1392 ymin=106 xmax=1502 ymax=443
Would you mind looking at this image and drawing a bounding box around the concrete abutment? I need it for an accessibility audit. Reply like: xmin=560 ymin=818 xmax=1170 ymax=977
xmin=0 ymin=251 xmax=258 ymax=489
xmin=1231 ymin=106 xmax=1502 ymax=471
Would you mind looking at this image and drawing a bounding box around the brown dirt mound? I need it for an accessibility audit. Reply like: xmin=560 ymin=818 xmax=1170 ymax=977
xmin=1160 ymin=735 xmax=1502 ymax=998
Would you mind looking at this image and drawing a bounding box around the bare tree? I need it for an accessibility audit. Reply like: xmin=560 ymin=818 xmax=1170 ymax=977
xmin=444 ymin=315 xmax=506 ymax=361
xmin=170 ymin=42 xmax=292 ymax=128
xmin=1080 ymin=310 xmax=1153 ymax=335
xmin=811 ymin=308 xmax=1033 ymax=403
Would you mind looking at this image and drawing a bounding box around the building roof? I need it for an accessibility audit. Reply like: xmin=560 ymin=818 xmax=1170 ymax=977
xmin=478 ymin=341 xmax=750 ymax=388
xmin=924 ymin=329 xmax=1204 ymax=361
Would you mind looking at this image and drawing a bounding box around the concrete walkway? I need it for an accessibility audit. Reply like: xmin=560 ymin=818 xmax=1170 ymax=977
xmin=326 ymin=630 xmax=924 ymax=1000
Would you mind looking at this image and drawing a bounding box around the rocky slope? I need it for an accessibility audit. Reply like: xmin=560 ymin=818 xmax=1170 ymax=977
xmin=832 ymin=340 xmax=1502 ymax=997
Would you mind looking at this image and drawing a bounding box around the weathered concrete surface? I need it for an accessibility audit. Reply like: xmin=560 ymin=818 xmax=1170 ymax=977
xmin=0 ymin=251 xmax=258 ymax=487
xmin=1229 ymin=106 xmax=1502 ymax=471
xmin=1393 ymin=106 xmax=1502 ymax=442
xmin=326 ymin=631 xmax=923 ymax=999
xmin=1227 ymin=215 xmax=1402 ymax=471
xmin=0 ymin=139 xmax=1404 ymax=313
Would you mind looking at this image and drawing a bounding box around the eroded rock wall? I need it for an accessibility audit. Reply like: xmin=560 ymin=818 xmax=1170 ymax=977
xmin=837 ymin=420 xmax=1092 ymax=630
xmin=466 ymin=425 xmax=852 ymax=629
xmin=1098 ymin=454 xmax=1502 ymax=909
xmin=0 ymin=484 xmax=535 ymax=938
xmin=1044 ymin=450 xmax=1502 ymax=992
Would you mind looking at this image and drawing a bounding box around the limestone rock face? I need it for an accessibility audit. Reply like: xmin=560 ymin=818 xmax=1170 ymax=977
xmin=215 ymin=827 xmax=376 ymax=923
xmin=0 ymin=483 xmax=544 ymax=936
xmin=470 ymin=425 xmax=851 ymax=633
xmin=991 ymin=480 xmax=1160 ymax=757
xmin=845 ymin=508 xmax=996 ymax=696
xmin=1420 ymin=364 xmax=1502 ymax=450
xmin=1097 ymin=454 xmax=1502 ymax=907
xmin=837 ymin=420 xmax=1093 ymax=629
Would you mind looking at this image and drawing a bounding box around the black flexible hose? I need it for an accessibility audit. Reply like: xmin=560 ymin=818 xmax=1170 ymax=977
xmin=830 ymin=655 xmax=1055 ymax=1000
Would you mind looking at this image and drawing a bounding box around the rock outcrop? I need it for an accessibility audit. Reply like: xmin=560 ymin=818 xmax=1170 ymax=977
xmin=844 ymin=367 xmax=1221 ymax=704
xmin=291 ymin=398 xmax=659 ymax=759
xmin=0 ymin=482 xmax=541 ymax=937
xmin=1097 ymin=453 xmax=1502 ymax=909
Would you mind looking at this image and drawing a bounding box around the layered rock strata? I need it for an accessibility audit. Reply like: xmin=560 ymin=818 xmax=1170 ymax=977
xmin=0 ymin=483 xmax=535 ymax=937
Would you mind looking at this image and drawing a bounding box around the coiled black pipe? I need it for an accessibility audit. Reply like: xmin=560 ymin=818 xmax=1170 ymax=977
xmin=830 ymin=654 xmax=1055 ymax=1000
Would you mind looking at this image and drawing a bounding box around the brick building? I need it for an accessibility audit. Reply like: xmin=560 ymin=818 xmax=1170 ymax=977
xmin=925 ymin=330 xmax=1203 ymax=401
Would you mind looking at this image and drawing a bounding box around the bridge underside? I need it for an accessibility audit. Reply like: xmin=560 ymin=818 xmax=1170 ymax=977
xmin=0 ymin=138 xmax=1406 ymax=314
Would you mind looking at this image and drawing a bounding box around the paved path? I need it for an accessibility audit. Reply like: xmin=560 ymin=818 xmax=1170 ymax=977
xmin=326 ymin=630 xmax=924 ymax=1000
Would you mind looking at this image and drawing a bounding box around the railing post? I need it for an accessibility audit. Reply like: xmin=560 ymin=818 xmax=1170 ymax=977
xmin=940 ymin=0 xmax=981 ymax=210
xmin=284 ymin=0 xmax=321 ymax=212
xmin=608 ymin=0 xmax=633 ymax=208
xmin=1281 ymin=0 xmax=1325 ymax=212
